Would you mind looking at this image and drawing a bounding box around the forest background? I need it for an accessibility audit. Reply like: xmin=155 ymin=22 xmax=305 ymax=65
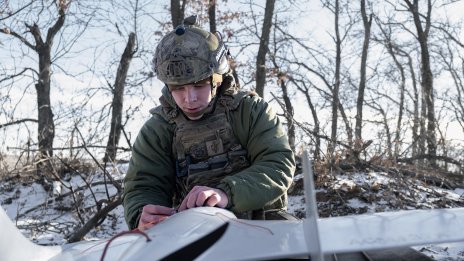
xmin=1 ymin=0 xmax=464 ymax=247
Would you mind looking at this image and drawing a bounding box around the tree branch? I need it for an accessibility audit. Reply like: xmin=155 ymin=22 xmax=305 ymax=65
xmin=46 ymin=1 xmax=67 ymax=44
xmin=0 ymin=118 xmax=38 ymax=129
xmin=0 ymin=28 xmax=35 ymax=49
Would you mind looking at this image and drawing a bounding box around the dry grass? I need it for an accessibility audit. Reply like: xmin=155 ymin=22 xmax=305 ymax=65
xmin=0 ymin=153 xmax=98 ymax=184
xmin=288 ymin=158 xmax=464 ymax=219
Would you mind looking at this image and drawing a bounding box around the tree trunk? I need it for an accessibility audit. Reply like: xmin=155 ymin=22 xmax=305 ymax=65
xmin=36 ymin=46 xmax=55 ymax=160
xmin=292 ymin=79 xmax=321 ymax=160
xmin=379 ymin=106 xmax=393 ymax=157
xmin=354 ymin=0 xmax=372 ymax=159
xmin=104 ymin=32 xmax=136 ymax=162
xmin=406 ymin=0 xmax=436 ymax=165
xmin=407 ymin=56 xmax=421 ymax=158
xmin=27 ymin=5 xmax=66 ymax=175
xmin=208 ymin=0 xmax=217 ymax=33
xmin=255 ymin=0 xmax=275 ymax=98
xmin=279 ymin=76 xmax=295 ymax=152
xmin=393 ymin=57 xmax=406 ymax=159
xmin=439 ymin=44 xmax=464 ymax=140
xmin=338 ymin=99 xmax=353 ymax=149
xmin=170 ymin=0 xmax=185 ymax=28
xmin=328 ymin=0 xmax=341 ymax=166
xmin=379 ymin=22 xmax=406 ymax=158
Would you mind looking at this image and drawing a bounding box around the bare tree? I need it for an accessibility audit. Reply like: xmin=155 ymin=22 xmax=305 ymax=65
xmin=104 ymin=32 xmax=136 ymax=162
xmin=365 ymin=98 xmax=393 ymax=158
xmin=291 ymin=78 xmax=321 ymax=159
xmin=353 ymin=0 xmax=372 ymax=159
xmin=208 ymin=0 xmax=217 ymax=33
xmin=1 ymin=0 xmax=69 ymax=175
xmin=171 ymin=0 xmax=186 ymax=28
xmin=406 ymin=53 xmax=422 ymax=158
xmin=255 ymin=0 xmax=275 ymax=98
xmin=404 ymin=0 xmax=437 ymax=165
xmin=433 ymin=19 xmax=464 ymax=142
xmin=439 ymin=40 xmax=464 ymax=136
xmin=375 ymin=17 xmax=408 ymax=159
xmin=278 ymin=73 xmax=295 ymax=151
xmin=328 ymin=0 xmax=342 ymax=166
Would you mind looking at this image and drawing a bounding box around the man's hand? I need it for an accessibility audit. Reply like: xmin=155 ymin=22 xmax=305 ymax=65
xmin=178 ymin=185 xmax=229 ymax=211
xmin=137 ymin=204 xmax=176 ymax=231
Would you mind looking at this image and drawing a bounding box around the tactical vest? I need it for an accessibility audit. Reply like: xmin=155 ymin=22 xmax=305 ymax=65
xmin=172 ymin=97 xmax=250 ymax=202
xmin=154 ymin=86 xmax=253 ymax=205
xmin=151 ymin=86 xmax=293 ymax=220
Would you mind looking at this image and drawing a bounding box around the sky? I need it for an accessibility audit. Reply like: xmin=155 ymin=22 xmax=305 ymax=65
xmin=1 ymin=2 xmax=464 ymax=260
xmin=1 ymin=0 xmax=464 ymax=159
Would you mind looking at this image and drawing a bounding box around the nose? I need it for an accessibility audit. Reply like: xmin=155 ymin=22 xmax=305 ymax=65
xmin=185 ymin=86 xmax=197 ymax=103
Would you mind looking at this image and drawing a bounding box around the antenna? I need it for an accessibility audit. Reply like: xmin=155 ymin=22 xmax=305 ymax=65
xmin=302 ymin=150 xmax=324 ymax=261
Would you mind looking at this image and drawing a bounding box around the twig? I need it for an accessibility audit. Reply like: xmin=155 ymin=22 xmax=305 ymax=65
xmin=74 ymin=125 xmax=122 ymax=192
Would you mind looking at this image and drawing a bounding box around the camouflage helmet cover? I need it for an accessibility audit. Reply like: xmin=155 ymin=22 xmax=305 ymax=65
xmin=153 ymin=16 xmax=230 ymax=85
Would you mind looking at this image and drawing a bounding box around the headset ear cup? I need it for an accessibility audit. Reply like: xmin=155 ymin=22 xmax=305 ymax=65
xmin=213 ymin=32 xmax=230 ymax=75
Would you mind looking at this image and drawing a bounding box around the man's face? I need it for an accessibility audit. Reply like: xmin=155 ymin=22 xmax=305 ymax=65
xmin=169 ymin=78 xmax=213 ymax=120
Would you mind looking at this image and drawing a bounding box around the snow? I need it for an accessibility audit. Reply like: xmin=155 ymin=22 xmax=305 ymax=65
xmin=1 ymin=163 xmax=464 ymax=260
xmin=1 ymin=163 xmax=128 ymax=245
xmin=288 ymin=169 xmax=464 ymax=260
xmin=456 ymin=188 xmax=464 ymax=197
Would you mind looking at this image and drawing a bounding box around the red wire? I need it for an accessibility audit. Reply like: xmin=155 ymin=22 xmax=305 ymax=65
xmin=99 ymin=229 xmax=151 ymax=261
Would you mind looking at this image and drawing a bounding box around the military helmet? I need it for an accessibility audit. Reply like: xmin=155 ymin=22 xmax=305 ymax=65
xmin=152 ymin=15 xmax=230 ymax=85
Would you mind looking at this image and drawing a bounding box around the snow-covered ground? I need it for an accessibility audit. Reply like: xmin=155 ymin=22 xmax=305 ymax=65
xmin=288 ymin=171 xmax=464 ymax=260
xmin=1 ymin=163 xmax=463 ymax=260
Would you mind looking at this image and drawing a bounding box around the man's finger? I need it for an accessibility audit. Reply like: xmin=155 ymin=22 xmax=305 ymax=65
xmin=178 ymin=195 xmax=189 ymax=211
xmin=187 ymin=192 xmax=200 ymax=209
xmin=139 ymin=214 xmax=170 ymax=230
xmin=143 ymin=204 xmax=176 ymax=215
xmin=195 ymin=190 xmax=213 ymax=207
xmin=205 ymin=194 xmax=220 ymax=207
xmin=178 ymin=186 xmax=227 ymax=211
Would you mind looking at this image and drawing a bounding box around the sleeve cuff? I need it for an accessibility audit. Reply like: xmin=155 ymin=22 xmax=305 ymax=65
xmin=216 ymin=183 xmax=233 ymax=209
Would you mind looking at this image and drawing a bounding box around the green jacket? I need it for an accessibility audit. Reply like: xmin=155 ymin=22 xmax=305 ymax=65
xmin=123 ymin=87 xmax=295 ymax=229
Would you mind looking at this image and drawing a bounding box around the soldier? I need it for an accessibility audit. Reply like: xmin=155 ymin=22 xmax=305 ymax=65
xmin=123 ymin=15 xmax=296 ymax=230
